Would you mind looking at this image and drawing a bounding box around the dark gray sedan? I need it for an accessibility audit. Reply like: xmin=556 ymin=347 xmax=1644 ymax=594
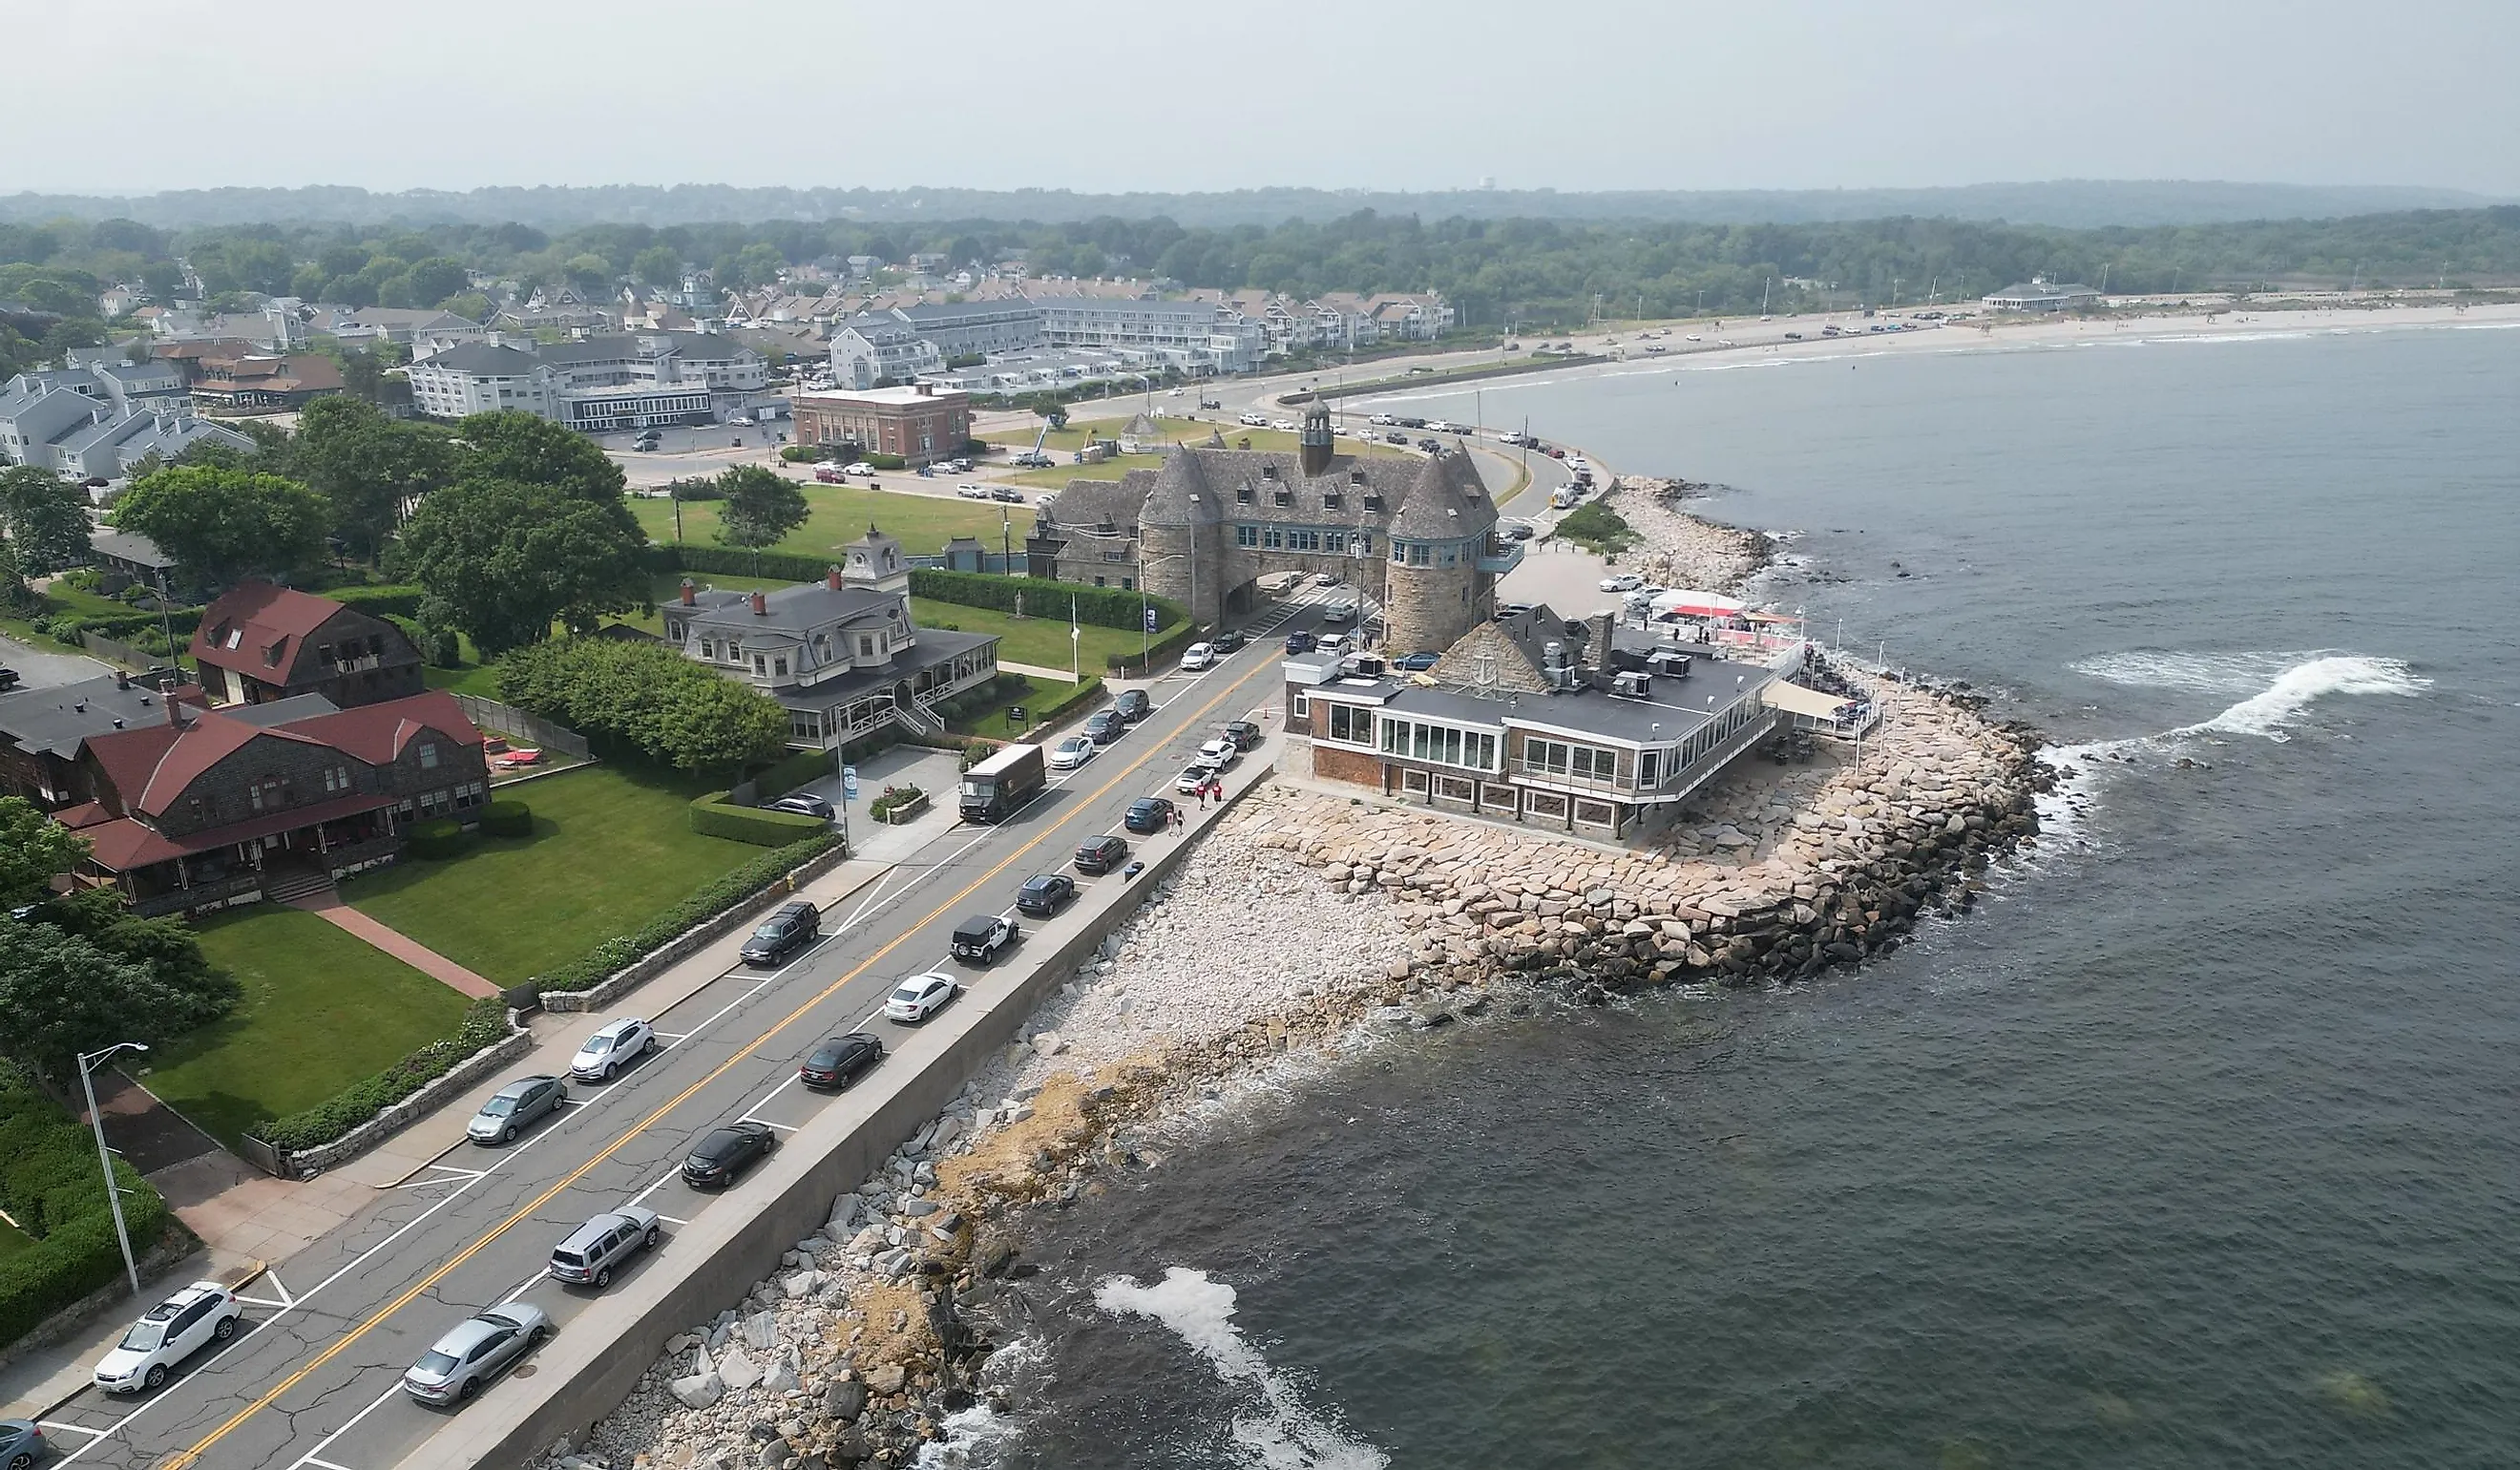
xmin=403 ymin=1303 xmax=549 ymax=1406
xmin=466 ymin=1076 xmax=566 ymax=1145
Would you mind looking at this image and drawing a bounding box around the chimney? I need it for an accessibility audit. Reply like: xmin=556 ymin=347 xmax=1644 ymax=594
xmin=750 ymin=591 xmax=768 ymax=617
xmin=116 ymin=669 xmax=130 ymax=690
xmin=1583 ymin=613 xmax=1615 ymax=667
xmin=826 ymin=564 xmax=844 ymax=591
xmin=679 ymin=577 xmax=696 ymax=605
xmin=165 ymin=687 xmax=182 ymax=728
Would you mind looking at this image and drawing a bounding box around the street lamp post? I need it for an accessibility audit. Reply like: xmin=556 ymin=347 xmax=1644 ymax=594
xmin=79 ymin=1041 xmax=150 ymax=1298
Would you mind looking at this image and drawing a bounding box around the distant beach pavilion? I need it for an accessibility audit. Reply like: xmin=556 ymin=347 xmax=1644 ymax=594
xmin=1982 ymin=276 xmax=2105 ymax=312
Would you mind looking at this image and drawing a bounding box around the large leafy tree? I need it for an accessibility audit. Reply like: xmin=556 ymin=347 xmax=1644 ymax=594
xmin=113 ymin=466 xmax=330 ymax=589
xmin=290 ymin=397 xmax=455 ymax=561
xmin=0 ymin=466 xmax=93 ymax=575
xmin=0 ymin=797 xmax=86 ymax=906
xmin=398 ymin=478 xmax=646 ymax=655
xmin=494 ymin=639 xmax=787 ymax=773
xmin=712 ymin=465 xmax=809 ymax=559
xmin=454 ymin=410 xmax=626 ymax=503
xmin=0 ymin=922 xmax=237 ymax=1077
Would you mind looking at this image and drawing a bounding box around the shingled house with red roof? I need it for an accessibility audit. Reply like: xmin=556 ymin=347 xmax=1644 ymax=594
xmin=56 ymin=688 xmax=489 ymax=915
xmin=188 ymin=581 xmax=425 ymax=708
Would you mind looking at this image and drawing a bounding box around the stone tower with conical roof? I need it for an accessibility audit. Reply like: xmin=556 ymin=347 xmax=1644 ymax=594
xmin=1380 ymin=452 xmax=1501 ymax=653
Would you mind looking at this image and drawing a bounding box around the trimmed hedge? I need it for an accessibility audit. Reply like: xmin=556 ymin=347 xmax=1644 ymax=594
xmin=478 ymin=799 xmax=532 ymax=838
xmin=911 ymin=567 xmax=1187 ymax=633
xmin=688 ymin=793 xmax=830 ymax=846
xmin=748 ymin=746 xmax=834 ymax=799
xmin=254 ymin=998 xmax=512 ymax=1152
xmin=0 ymin=1061 xmax=173 ymax=1349
xmin=527 ymin=832 xmax=841 ymax=996
xmin=864 ymin=452 xmax=907 ymax=471
xmin=407 ymin=818 xmax=469 ymax=859
xmin=656 ymin=543 xmax=833 ymax=584
xmin=326 ymin=584 xmax=426 ymax=619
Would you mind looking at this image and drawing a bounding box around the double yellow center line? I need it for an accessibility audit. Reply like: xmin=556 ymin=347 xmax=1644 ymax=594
xmin=162 ymin=660 xmax=1272 ymax=1469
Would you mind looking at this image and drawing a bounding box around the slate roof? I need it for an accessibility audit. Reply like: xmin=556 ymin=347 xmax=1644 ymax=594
xmin=0 ymin=676 xmax=203 ymax=761
xmin=1051 ymin=443 xmax=1497 ymax=545
xmin=415 ymin=343 xmax=542 ymax=374
xmin=189 ymin=582 xmax=353 ymax=676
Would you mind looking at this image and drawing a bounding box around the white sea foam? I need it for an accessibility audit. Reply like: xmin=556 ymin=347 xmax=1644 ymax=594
xmin=2071 ymin=649 xmax=2326 ymax=697
xmin=1096 ymin=1267 xmax=1390 ymax=1470
xmin=2174 ymin=655 xmax=2430 ymax=741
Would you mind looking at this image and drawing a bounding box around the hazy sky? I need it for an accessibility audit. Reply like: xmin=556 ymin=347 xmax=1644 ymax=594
xmin=11 ymin=0 xmax=2518 ymax=196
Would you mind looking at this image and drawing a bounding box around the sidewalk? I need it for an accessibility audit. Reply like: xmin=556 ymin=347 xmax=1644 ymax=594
xmin=288 ymin=892 xmax=503 ymax=998
xmin=0 ymin=850 xmax=906 ymax=1419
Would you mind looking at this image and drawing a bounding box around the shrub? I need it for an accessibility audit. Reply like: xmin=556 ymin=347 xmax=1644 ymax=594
xmin=687 ymin=792 xmax=830 ymax=846
xmin=1552 ymin=501 xmax=1643 ymax=555
xmin=869 ymin=784 xmax=924 ymax=820
xmin=406 ymin=817 xmax=470 ymax=859
xmin=911 ymin=567 xmax=1186 ymax=633
xmin=495 ymin=638 xmax=787 ymax=773
xmin=864 ymin=452 xmax=907 ymax=472
xmin=326 ymin=584 xmax=426 ymax=619
xmin=0 ymin=1062 xmax=172 ymax=1348
xmin=478 ymin=799 xmax=533 ymax=838
xmin=528 ymin=833 xmax=840 ymax=995
xmin=254 ymin=998 xmax=513 ymax=1152
xmin=777 ymin=446 xmax=816 ymax=463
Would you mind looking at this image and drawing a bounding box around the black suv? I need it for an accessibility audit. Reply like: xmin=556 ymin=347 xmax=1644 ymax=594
xmin=950 ymin=914 xmax=1020 ymax=965
xmin=1124 ymin=796 xmax=1176 ymax=834
xmin=1220 ymin=721 xmax=1262 ymax=752
xmin=1074 ymin=834 xmax=1129 ymax=875
xmin=740 ymin=901 xmax=819 ymax=966
xmin=1113 ymin=688 xmax=1153 ymax=723
xmin=1016 ymin=873 xmax=1076 ymax=916
xmin=681 ymin=1122 xmax=776 ymax=1187
xmin=1083 ymin=709 xmax=1126 ymax=744
xmin=799 ymin=1033 xmax=885 ymax=1090
xmin=1210 ymin=629 xmax=1248 ymax=653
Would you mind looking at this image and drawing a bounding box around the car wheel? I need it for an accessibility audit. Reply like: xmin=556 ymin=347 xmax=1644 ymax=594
xmin=643 ymin=1034 xmax=659 ymax=1055
xmin=500 ymin=1124 xmax=517 ymax=1144
xmin=215 ymin=1313 xmax=239 ymax=1340
xmin=643 ymin=1226 xmax=662 ymax=1250
xmin=13 ymin=1448 xmax=38 ymax=1470
xmin=595 ymin=1266 xmax=613 ymax=1288
xmin=601 ymin=1061 xmax=617 ymax=1082
xmin=529 ymin=1324 xmax=548 ymax=1347
xmin=458 ymin=1376 xmax=480 ymax=1401
xmin=144 ymin=1363 xmax=167 ymax=1391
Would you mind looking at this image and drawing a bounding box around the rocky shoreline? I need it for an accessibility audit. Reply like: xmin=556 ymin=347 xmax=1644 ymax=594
xmin=549 ymin=498 xmax=2055 ymax=1470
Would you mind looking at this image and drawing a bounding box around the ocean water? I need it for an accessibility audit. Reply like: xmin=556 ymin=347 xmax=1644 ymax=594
xmin=956 ymin=322 xmax=2520 ymax=1468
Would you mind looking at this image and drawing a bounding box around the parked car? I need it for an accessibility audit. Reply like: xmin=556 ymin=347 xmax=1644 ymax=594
xmin=1314 ymin=632 xmax=1351 ymax=657
xmin=1283 ymin=630 xmax=1316 ymax=655
xmin=843 ymin=461 xmax=877 ymax=474
xmin=886 ymin=972 xmax=961 ymax=1023
xmin=990 ymin=487 xmax=1025 ymax=503
xmin=1048 ymin=735 xmax=1097 ymax=769
xmin=1113 ymin=688 xmax=1153 ymax=723
xmin=1383 ymin=430 xmax=1410 ymax=445
xmin=1176 ymin=762 xmax=1220 ymax=793
xmin=1179 ymin=641 xmax=1215 ymax=671
xmin=1506 ymin=522 xmax=1535 ymax=540
xmin=1394 ymin=650 xmax=1440 ymax=672
xmin=1195 ymin=738 xmax=1241 ymax=767
xmin=1321 ymin=601 xmax=1355 ymax=624
xmin=1124 ymin=796 xmax=1176 ymax=834
xmin=467 ymin=1075 xmax=567 ymax=1145
xmin=799 ymin=1032 xmax=885 ymax=1090
xmin=950 ymin=913 xmax=1020 ymax=965
xmin=1016 ymin=873 xmax=1077 ymax=916
xmin=1270 ymin=418 xmax=1298 ymax=432
xmin=1238 ymin=411 xmax=1268 ymax=427
xmin=1210 ymin=628 xmax=1247 ymax=653
xmin=1220 ymin=720 xmax=1263 ymax=751
xmin=94 ymin=1283 xmax=243 ymax=1394
xmin=1416 ymin=437 xmax=1443 ymax=452
xmin=955 ymin=483 xmax=991 ymax=499
xmin=741 ymin=900 xmax=821 ymax=966
xmin=681 ymin=1121 xmax=777 ymax=1187
xmin=1082 ymin=709 xmax=1126 ymax=744
xmin=765 ymin=793 xmax=834 ymax=820
xmin=1600 ymin=574 xmax=1644 ymax=593
xmin=549 ymin=1206 xmax=662 ymax=1289
xmin=0 ymin=1420 xmax=46 ymax=1470
xmin=403 ymin=1304 xmax=549 ymax=1406
xmin=1074 ymin=833 xmax=1129 ymax=874
xmin=570 ymin=1018 xmax=657 ymax=1082
xmin=0 ymin=668 xmax=17 ymax=693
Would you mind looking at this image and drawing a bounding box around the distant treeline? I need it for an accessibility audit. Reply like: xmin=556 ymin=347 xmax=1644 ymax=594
xmin=0 ymin=180 xmax=2504 ymax=231
xmin=5 ymin=206 xmax=2519 ymax=373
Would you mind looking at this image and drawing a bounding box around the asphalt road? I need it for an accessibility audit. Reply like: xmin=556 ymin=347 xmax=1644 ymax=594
xmin=36 ymin=590 xmax=1340 ymax=1470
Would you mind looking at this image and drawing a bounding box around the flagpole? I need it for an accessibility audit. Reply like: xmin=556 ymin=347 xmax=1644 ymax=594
xmin=1071 ymin=595 xmax=1080 ymax=684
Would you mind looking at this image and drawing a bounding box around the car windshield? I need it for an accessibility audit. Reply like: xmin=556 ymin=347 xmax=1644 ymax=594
xmin=481 ymin=1096 xmax=516 ymax=1117
xmin=750 ymin=922 xmax=785 ymax=940
xmin=581 ymin=1036 xmax=612 ymax=1054
xmin=415 ymin=1350 xmax=459 ymax=1376
xmin=119 ymin=1321 xmax=167 ymax=1352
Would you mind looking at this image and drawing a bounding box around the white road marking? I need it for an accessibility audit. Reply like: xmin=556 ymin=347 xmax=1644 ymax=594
xmin=498 ymin=1270 xmax=549 ymax=1306
xmin=287 ymin=1376 xmax=402 ymax=1470
xmin=37 ymin=1421 xmax=106 ymax=1438
xmin=266 ymin=1270 xmax=295 ymax=1307
xmin=233 ymin=1294 xmax=290 ymax=1310
xmin=741 ymin=1119 xmax=801 ymax=1133
xmin=654 ymin=1214 xmax=691 ymax=1227
xmin=628 ymin=1172 xmax=680 ymax=1208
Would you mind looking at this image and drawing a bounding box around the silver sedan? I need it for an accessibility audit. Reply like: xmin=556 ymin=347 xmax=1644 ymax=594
xmin=403 ymin=1304 xmax=550 ymax=1406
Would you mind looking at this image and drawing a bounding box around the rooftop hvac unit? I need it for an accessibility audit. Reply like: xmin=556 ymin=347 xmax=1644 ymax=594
xmin=1607 ymin=646 xmax=1650 ymax=674
xmin=1542 ymin=640 xmax=1565 ymax=670
xmin=1649 ymin=652 xmax=1693 ymax=680
xmin=1352 ymin=655 xmax=1386 ymax=678
xmin=1613 ymin=671 xmax=1653 ymax=699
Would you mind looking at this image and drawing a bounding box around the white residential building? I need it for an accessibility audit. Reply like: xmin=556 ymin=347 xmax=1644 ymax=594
xmin=406 ymin=332 xmax=768 ymax=430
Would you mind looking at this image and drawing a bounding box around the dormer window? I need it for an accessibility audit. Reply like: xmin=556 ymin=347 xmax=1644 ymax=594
xmin=1324 ymin=491 xmax=1342 ymax=510
xmin=1235 ymin=483 xmax=1252 ymax=504
xmin=1260 ymin=465 xmax=1277 ymax=480
xmin=1363 ymin=494 xmax=1385 ymax=512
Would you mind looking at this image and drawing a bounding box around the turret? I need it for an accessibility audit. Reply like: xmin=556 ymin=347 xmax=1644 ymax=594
xmin=1298 ymin=404 xmax=1334 ymax=478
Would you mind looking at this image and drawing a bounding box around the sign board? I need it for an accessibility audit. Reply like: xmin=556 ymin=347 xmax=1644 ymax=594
xmin=841 ymin=766 xmax=859 ymax=802
xmin=1143 ymin=607 xmax=1159 ymax=634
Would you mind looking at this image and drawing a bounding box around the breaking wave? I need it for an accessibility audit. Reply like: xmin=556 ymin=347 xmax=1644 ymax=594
xmin=2072 ymin=650 xmax=2431 ymax=742
xmin=1096 ymin=1268 xmax=1389 ymax=1469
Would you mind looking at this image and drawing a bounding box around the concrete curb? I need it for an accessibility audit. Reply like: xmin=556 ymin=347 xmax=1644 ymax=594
xmin=395 ymin=764 xmax=1275 ymax=1470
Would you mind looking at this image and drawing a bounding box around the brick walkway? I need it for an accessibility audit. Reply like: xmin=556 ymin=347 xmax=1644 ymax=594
xmin=287 ymin=892 xmax=503 ymax=998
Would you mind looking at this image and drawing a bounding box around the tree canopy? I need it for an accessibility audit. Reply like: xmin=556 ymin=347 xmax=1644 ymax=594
xmin=112 ymin=466 xmax=329 ymax=589
xmin=712 ymin=465 xmax=809 ymax=556
xmin=0 ymin=919 xmax=238 ymax=1077
xmin=0 ymin=466 xmax=94 ymax=576
xmin=288 ymin=396 xmax=455 ymax=561
xmin=453 ymin=410 xmax=626 ymax=502
xmin=397 ymin=477 xmax=646 ymax=655
xmin=0 ymin=797 xmax=86 ymax=906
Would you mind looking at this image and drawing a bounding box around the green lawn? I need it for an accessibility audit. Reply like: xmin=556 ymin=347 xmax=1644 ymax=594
xmin=910 ymin=598 xmax=1183 ymax=668
xmin=631 ymin=482 xmax=1013 ymax=559
xmin=953 ymin=673 xmax=1106 ymax=740
xmin=343 ymin=764 xmax=759 ymax=986
xmin=144 ymin=907 xmax=473 ymax=1150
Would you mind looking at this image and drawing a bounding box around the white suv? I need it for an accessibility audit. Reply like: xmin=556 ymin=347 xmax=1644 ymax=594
xmin=570 ymin=1018 xmax=658 ymax=1082
xmin=94 ymin=1282 xmax=242 ymax=1393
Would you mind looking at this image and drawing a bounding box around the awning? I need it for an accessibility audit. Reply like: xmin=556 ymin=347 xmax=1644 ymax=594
xmin=1649 ymin=589 xmax=1744 ymax=619
xmin=1762 ymin=682 xmax=1858 ymax=719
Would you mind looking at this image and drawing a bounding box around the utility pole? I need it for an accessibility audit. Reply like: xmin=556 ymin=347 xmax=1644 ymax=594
xmin=80 ymin=1043 xmax=149 ymax=1298
xmin=1760 ymin=277 xmax=1772 ymax=315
